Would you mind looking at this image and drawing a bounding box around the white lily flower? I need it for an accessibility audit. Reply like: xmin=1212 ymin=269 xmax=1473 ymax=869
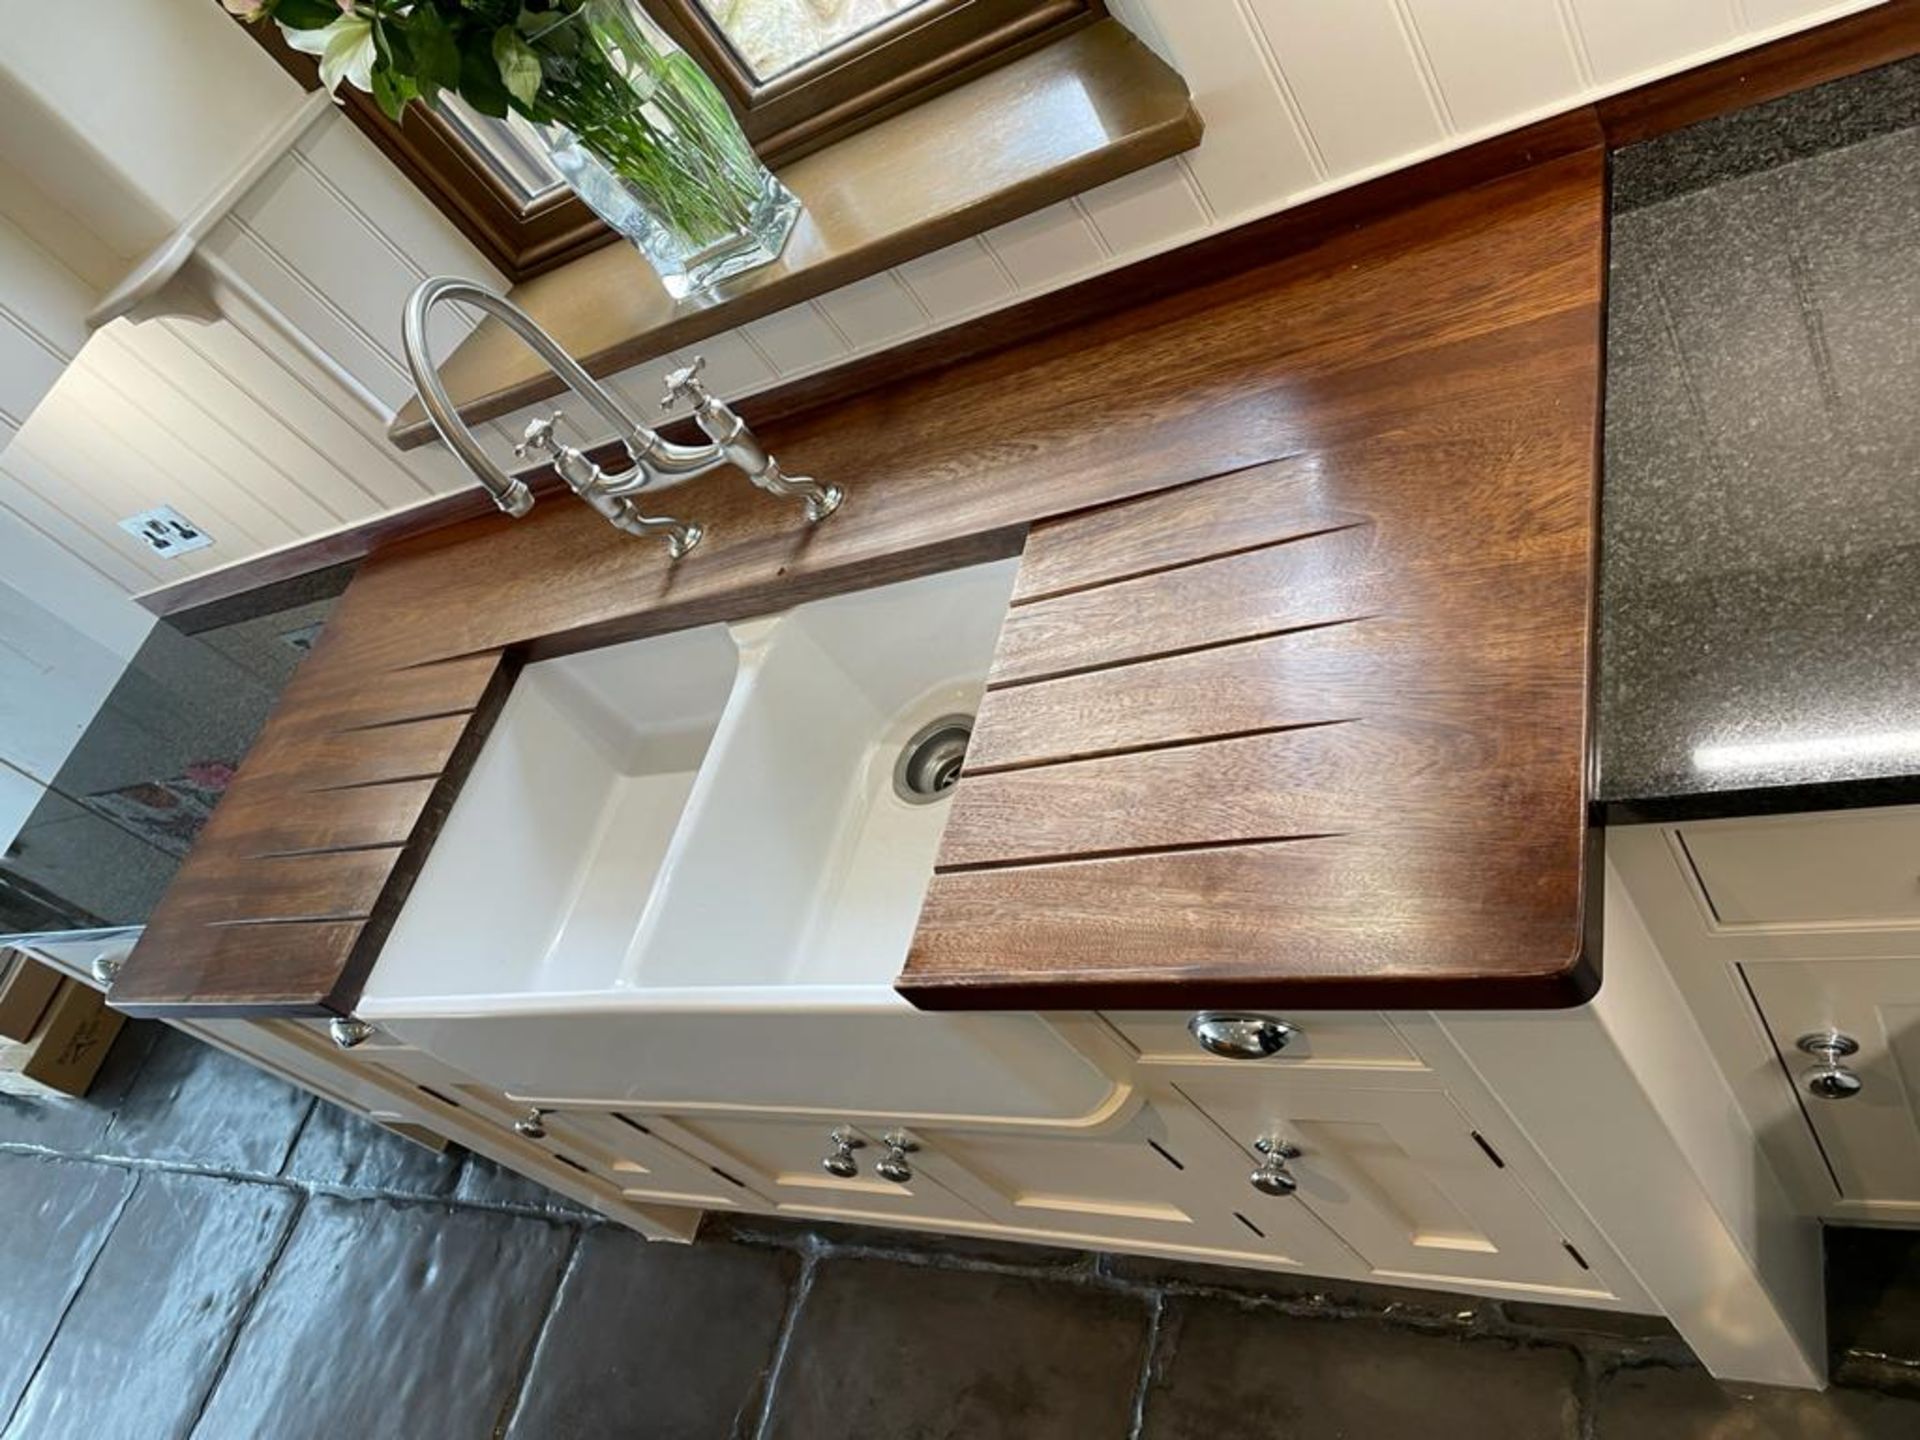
xmin=283 ymin=13 xmax=377 ymax=96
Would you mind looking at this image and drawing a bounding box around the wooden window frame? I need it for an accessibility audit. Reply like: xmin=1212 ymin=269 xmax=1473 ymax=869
xmin=233 ymin=0 xmax=1103 ymax=284
xmin=244 ymin=19 xmax=613 ymax=282
xmin=641 ymin=0 xmax=1106 ymax=164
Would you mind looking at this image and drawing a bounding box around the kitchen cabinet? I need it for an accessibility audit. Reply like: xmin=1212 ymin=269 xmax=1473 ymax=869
xmin=1102 ymin=1010 xmax=1426 ymax=1071
xmin=633 ymin=1112 xmax=989 ymax=1229
xmin=1174 ymin=1071 xmax=1598 ymax=1293
xmin=316 ymin=1042 xmax=760 ymax=1213
xmin=905 ymin=1095 xmax=1359 ymax=1272
xmin=1610 ymin=813 xmax=1920 ymax=1223
xmin=1680 ymin=807 xmax=1920 ymax=928
xmin=1743 ymin=958 xmax=1920 ymax=1211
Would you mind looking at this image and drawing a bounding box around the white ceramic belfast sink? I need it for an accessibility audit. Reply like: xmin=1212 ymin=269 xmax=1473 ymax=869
xmin=358 ymin=560 xmax=1122 ymax=1122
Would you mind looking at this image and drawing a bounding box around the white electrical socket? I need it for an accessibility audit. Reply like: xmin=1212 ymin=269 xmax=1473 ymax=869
xmin=119 ymin=506 xmax=214 ymax=558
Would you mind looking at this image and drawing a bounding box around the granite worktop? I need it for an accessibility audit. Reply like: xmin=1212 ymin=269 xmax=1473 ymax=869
xmin=0 ymin=571 xmax=348 ymax=936
xmin=1598 ymin=57 xmax=1920 ymax=821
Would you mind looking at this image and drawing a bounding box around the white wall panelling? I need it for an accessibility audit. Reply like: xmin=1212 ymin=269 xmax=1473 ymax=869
xmin=1400 ymin=0 xmax=1587 ymax=133
xmin=892 ymin=239 xmax=1017 ymax=323
xmin=812 ymin=272 xmax=931 ymax=352
xmin=0 ymin=0 xmax=1889 ymax=602
xmin=1566 ymin=0 xmax=1741 ymax=86
xmin=981 ymin=200 xmax=1110 ymax=289
xmin=1076 ymin=161 xmax=1213 ymax=258
xmin=1242 ymin=0 xmax=1448 ymax=175
xmin=740 ymin=303 xmax=852 ymax=376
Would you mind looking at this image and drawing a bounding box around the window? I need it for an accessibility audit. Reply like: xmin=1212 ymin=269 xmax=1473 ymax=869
xmin=432 ymin=101 xmax=568 ymax=208
xmin=245 ymin=18 xmax=608 ymax=281
xmin=236 ymin=0 xmax=1102 ymax=281
xmin=649 ymin=0 xmax=1106 ymax=163
xmin=699 ymin=0 xmax=945 ymax=82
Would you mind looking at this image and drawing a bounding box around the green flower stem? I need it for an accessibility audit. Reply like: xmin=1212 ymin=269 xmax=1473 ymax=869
xmin=543 ymin=2 xmax=765 ymax=248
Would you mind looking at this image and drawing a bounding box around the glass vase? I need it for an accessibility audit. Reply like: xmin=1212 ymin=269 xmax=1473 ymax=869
xmin=534 ymin=0 xmax=799 ymax=299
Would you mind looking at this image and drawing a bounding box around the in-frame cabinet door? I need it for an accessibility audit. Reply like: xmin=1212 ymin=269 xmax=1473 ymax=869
xmin=534 ymin=1110 xmax=769 ymax=1212
xmin=334 ymin=1043 xmax=763 ymax=1211
xmin=1176 ymin=1072 xmax=1597 ymax=1293
xmin=910 ymin=1094 xmax=1360 ymax=1274
xmin=1743 ymin=957 xmax=1920 ymax=1209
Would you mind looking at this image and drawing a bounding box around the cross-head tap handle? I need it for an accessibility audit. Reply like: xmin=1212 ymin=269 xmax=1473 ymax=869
xmin=513 ymin=409 xmax=566 ymax=459
xmin=660 ymin=355 xmax=710 ymax=410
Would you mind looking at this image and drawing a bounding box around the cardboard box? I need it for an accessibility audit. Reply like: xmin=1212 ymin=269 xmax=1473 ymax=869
xmin=0 ymin=979 xmax=125 ymax=1100
xmin=0 ymin=948 xmax=62 ymax=1043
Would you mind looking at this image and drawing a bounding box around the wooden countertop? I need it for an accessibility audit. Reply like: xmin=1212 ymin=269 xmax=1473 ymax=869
xmin=111 ymin=141 xmax=1606 ymax=1017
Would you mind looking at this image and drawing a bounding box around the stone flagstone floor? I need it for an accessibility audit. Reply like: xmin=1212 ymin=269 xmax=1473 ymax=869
xmin=4 ymin=1021 xmax=1920 ymax=1438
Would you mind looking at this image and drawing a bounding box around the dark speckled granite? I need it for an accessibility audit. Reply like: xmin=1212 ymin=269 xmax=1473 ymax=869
xmin=1599 ymin=58 xmax=1920 ymax=816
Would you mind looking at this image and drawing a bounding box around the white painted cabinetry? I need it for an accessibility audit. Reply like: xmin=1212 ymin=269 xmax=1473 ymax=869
xmin=1172 ymin=1072 xmax=1597 ymax=1294
xmin=867 ymin=1097 xmax=1361 ymax=1273
xmin=162 ymin=995 xmax=1641 ymax=1316
xmin=1743 ymin=959 xmax=1920 ymax=1213
xmin=1610 ymin=804 xmax=1920 ymax=1226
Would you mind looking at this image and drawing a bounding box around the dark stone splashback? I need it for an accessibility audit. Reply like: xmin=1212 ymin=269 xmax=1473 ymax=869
xmin=1599 ymin=57 xmax=1920 ymax=813
xmin=0 ymin=569 xmax=352 ymax=934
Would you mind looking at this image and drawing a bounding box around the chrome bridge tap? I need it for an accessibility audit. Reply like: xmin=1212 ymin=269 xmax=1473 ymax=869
xmin=401 ymin=276 xmax=843 ymax=558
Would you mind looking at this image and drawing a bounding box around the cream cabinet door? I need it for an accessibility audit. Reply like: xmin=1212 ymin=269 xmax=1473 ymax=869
xmin=534 ymin=1111 xmax=768 ymax=1211
xmin=329 ymin=1043 xmax=762 ymax=1210
xmin=1176 ymin=1072 xmax=1595 ymax=1292
xmin=645 ymin=1114 xmax=989 ymax=1228
xmin=909 ymin=1096 xmax=1359 ymax=1273
xmin=1743 ymin=957 xmax=1920 ymax=1208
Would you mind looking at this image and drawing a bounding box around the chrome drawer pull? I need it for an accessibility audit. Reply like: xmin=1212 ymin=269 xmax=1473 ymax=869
xmin=1189 ymin=1012 xmax=1298 ymax=1060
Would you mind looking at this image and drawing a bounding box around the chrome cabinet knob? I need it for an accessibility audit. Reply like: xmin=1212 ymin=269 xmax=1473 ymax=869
xmin=875 ymin=1131 xmax=919 ymax=1185
xmin=1797 ymin=1032 xmax=1863 ymax=1100
xmin=328 ymin=1017 xmax=375 ymax=1050
xmin=1190 ymin=1012 xmax=1299 ymax=1060
xmin=1250 ymin=1136 xmax=1302 ymax=1197
xmin=513 ymin=1107 xmax=549 ymax=1140
xmin=822 ymin=1127 xmax=866 ymax=1179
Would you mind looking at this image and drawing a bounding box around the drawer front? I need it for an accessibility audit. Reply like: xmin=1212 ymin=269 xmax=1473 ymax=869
xmin=1682 ymin=809 xmax=1920 ymax=928
xmin=1105 ymin=1011 xmax=1424 ymax=1071
xmin=655 ymin=1114 xmax=988 ymax=1228
xmin=1743 ymin=957 xmax=1920 ymax=1208
xmin=1176 ymin=1072 xmax=1595 ymax=1293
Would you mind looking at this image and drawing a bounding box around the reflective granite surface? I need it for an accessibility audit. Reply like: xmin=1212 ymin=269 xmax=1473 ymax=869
xmin=0 ymin=568 xmax=350 ymax=934
xmin=1598 ymin=58 xmax=1920 ymax=815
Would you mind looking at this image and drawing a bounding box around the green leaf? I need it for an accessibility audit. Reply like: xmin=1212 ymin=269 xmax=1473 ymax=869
xmin=492 ymin=27 xmax=543 ymax=107
xmin=457 ymin=41 xmax=512 ymax=116
xmin=516 ymin=5 xmax=574 ymax=50
xmin=407 ymin=5 xmax=463 ymax=91
xmin=272 ymin=0 xmax=342 ymax=31
xmin=371 ymin=65 xmax=417 ymax=121
xmin=371 ymin=15 xmax=410 ymax=70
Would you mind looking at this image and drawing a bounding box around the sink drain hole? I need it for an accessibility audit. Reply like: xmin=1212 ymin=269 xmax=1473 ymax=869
xmin=894 ymin=715 xmax=974 ymax=804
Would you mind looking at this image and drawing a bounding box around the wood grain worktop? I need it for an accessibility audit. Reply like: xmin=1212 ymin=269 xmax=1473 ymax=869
xmin=110 ymin=143 xmax=1607 ymax=1017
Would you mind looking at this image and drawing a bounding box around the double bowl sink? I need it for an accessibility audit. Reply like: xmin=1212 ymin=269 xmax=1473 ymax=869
xmin=358 ymin=560 xmax=1119 ymax=1121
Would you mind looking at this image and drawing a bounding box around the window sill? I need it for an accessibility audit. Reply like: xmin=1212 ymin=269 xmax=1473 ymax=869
xmin=387 ymin=18 xmax=1200 ymax=449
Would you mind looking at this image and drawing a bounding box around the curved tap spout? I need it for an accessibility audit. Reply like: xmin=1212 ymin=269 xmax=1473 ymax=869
xmin=402 ymin=276 xmax=841 ymax=549
xmin=402 ymin=276 xmax=644 ymax=520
